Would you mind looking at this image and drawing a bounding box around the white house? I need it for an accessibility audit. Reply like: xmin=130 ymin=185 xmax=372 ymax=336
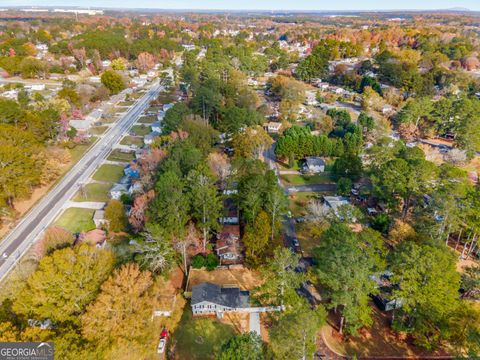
xmin=69 ymin=119 xmax=92 ymax=134
xmin=303 ymin=157 xmax=325 ymax=173
xmin=263 ymin=121 xmax=282 ymax=134
xmin=128 ymin=182 xmax=143 ymax=195
xmin=110 ymin=184 xmax=128 ymax=200
xmin=157 ymin=110 xmax=165 ymax=121
xmin=151 ymin=121 xmax=161 ymax=133
xmin=144 ymin=132 xmax=160 ymax=145
xmin=163 ymin=103 xmax=174 ymax=112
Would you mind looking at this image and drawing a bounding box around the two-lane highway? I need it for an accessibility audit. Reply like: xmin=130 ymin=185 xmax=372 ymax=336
xmin=0 ymin=82 xmax=162 ymax=282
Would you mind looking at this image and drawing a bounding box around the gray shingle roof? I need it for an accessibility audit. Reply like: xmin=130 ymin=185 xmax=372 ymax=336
xmin=191 ymin=282 xmax=250 ymax=308
xmin=305 ymin=157 xmax=325 ymax=167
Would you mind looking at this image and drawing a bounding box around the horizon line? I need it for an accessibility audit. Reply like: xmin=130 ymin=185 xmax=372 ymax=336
xmin=2 ymin=5 xmax=476 ymax=13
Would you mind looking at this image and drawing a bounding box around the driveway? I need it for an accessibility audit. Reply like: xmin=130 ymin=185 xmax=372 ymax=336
xmin=249 ymin=312 xmax=261 ymax=336
xmin=287 ymin=184 xmax=336 ymax=193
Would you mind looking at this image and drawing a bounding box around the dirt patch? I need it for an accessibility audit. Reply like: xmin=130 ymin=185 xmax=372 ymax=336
xmin=323 ymin=305 xmax=450 ymax=358
xmin=219 ymin=312 xmax=250 ymax=333
xmin=187 ymin=268 xmax=263 ymax=292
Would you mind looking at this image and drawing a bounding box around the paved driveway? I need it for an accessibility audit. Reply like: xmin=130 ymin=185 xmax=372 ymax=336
xmin=249 ymin=312 xmax=261 ymax=336
xmin=287 ymin=184 xmax=337 ymax=193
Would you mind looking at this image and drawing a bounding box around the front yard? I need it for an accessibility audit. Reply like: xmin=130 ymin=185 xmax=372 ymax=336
xmin=73 ymin=183 xmax=111 ymax=202
xmin=138 ymin=115 xmax=157 ymax=124
xmin=171 ymin=306 xmax=236 ymax=360
xmin=131 ymin=124 xmax=152 ymax=136
xmin=120 ymin=136 xmax=144 ymax=147
xmin=107 ymin=149 xmax=135 ymax=162
xmin=89 ymin=126 xmax=109 ymax=135
xmin=92 ymin=164 xmax=125 ymax=182
xmin=54 ymin=208 xmax=95 ymax=233
xmin=281 ymin=173 xmax=333 ymax=186
xmin=288 ymin=192 xmax=320 ymax=217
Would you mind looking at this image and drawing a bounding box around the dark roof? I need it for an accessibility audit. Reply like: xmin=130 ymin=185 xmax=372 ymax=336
xmin=191 ymin=282 xmax=250 ymax=308
xmin=305 ymin=157 xmax=325 ymax=167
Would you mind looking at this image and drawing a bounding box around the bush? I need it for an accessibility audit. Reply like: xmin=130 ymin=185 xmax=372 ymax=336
xmin=191 ymin=255 xmax=206 ymax=269
xmin=336 ymin=177 xmax=352 ymax=196
xmin=371 ymin=213 xmax=390 ymax=234
xmin=205 ymin=253 xmax=219 ymax=271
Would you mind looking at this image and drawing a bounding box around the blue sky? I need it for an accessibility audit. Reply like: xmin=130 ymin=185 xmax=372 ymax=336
xmin=3 ymin=0 xmax=480 ymax=11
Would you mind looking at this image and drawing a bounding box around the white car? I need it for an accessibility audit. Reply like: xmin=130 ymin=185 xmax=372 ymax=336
xmin=1 ymin=252 xmax=8 ymax=259
xmin=157 ymin=338 xmax=166 ymax=354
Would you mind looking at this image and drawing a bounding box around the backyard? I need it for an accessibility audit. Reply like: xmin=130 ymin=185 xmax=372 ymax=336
xmin=54 ymin=208 xmax=95 ymax=233
xmin=171 ymin=306 xmax=236 ymax=360
xmin=73 ymin=183 xmax=111 ymax=202
xmin=92 ymin=164 xmax=125 ymax=182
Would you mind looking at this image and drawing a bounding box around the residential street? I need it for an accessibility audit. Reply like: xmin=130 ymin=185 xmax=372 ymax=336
xmin=0 ymin=82 xmax=163 ymax=282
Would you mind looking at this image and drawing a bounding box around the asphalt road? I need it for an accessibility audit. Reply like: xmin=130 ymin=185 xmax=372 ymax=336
xmin=0 ymin=81 xmax=162 ymax=282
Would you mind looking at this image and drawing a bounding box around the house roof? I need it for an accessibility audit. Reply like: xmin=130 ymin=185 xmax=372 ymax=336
xmin=191 ymin=282 xmax=250 ymax=308
xmin=110 ymin=183 xmax=128 ymax=193
xmin=305 ymin=157 xmax=325 ymax=167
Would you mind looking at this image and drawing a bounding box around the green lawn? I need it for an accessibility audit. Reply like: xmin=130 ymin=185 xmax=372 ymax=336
xmin=277 ymin=159 xmax=301 ymax=171
xmin=54 ymin=208 xmax=95 ymax=233
xmin=288 ymin=192 xmax=320 ymax=217
xmin=281 ymin=173 xmax=333 ymax=186
xmin=92 ymin=164 xmax=125 ymax=182
xmin=131 ymin=124 xmax=151 ymax=136
xmin=73 ymin=183 xmax=111 ymax=202
xmin=108 ymin=149 xmax=135 ymax=162
xmin=68 ymin=144 xmax=90 ymax=164
xmin=172 ymin=306 xmax=236 ymax=359
xmin=120 ymin=136 xmax=144 ymax=147
xmin=147 ymin=106 xmax=161 ymax=113
xmin=138 ymin=115 xmax=156 ymax=124
xmin=89 ymin=126 xmax=108 ymax=135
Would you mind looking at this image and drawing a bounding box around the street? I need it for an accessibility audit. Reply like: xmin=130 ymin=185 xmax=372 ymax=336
xmin=0 ymin=81 xmax=163 ymax=282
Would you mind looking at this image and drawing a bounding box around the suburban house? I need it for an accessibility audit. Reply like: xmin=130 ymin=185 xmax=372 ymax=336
xmin=191 ymin=282 xmax=250 ymax=316
xmin=86 ymin=109 xmax=103 ymax=124
xmin=110 ymin=183 xmax=128 ymax=200
xmin=144 ymin=132 xmax=160 ymax=145
xmin=69 ymin=119 xmax=92 ymax=135
xmin=215 ymin=225 xmax=243 ymax=264
xmin=157 ymin=110 xmax=165 ymax=121
xmin=81 ymin=229 xmax=107 ymax=248
xmin=303 ymin=157 xmax=326 ymax=173
xmin=93 ymin=210 xmax=108 ymax=228
xmin=124 ymin=164 xmax=140 ymax=179
xmin=128 ymin=182 xmax=143 ymax=195
xmin=263 ymin=121 xmax=283 ymax=134
xmin=323 ymin=196 xmax=350 ymax=217
xmin=163 ymin=103 xmax=174 ymax=112
xmin=151 ymin=121 xmax=161 ymax=133
xmin=219 ymin=198 xmax=239 ymax=225
xmin=370 ymin=272 xmax=402 ymax=312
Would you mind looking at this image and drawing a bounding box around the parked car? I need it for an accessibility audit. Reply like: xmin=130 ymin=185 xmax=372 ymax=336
xmin=293 ymin=238 xmax=300 ymax=247
xmin=157 ymin=328 xmax=168 ymax=354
